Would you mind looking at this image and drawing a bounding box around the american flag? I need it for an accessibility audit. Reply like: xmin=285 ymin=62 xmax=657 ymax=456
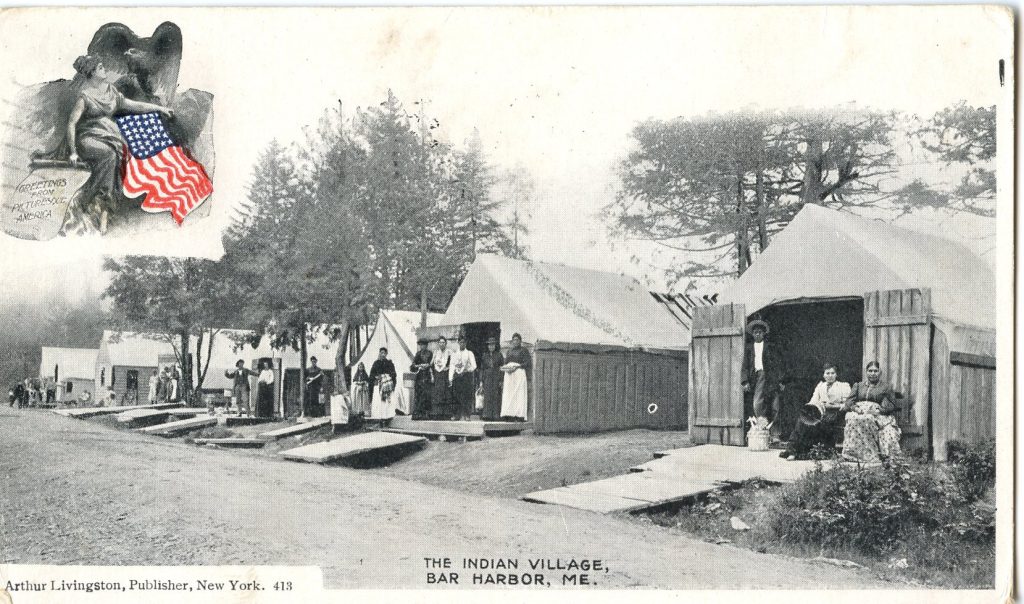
xmin=116 ymin=113 xmax=212 ymax=225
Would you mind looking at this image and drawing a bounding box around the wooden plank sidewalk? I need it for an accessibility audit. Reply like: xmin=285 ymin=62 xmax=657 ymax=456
xmin=257 ymin=418 xmax=331 ymax=440
xmin=54 ymin=403 xmax=183 ymax=419
xmin=193 ymin=438 xmax=267 ymax=448
xmin=279 ymin=432 xmax=426 ymax=464
xmin=116 ymin=408 xmax=180 ymax=427
xmin=522 ymin=444 xmax=824 ymax=514
xmin=387 ymin=416 xmax=530 ymax=438
xmin=136 ymin=416 xmax=217 ymax=436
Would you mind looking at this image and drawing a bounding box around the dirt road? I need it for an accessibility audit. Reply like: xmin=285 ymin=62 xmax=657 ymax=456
xmin=0 ymin=406 xmax=886 ymax=589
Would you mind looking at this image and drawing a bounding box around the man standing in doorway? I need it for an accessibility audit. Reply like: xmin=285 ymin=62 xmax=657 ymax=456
xmin=305 ymin=356 xmax=325 ymax=417
xmin=741 ymin=318 xmax=787 ymax=440
xmin=225 ymin=360 xmax=254 ymax=415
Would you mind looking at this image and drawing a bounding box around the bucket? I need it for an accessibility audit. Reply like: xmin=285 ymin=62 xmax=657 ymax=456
xmin=403 ymin=372 xmax=417 ymax=390
xmin=747 ymin=428 xmax=770 ymax=451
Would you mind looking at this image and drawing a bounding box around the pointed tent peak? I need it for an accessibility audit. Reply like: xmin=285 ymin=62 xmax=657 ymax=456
xmin=719 ymin=204 xmax=994 ymax=329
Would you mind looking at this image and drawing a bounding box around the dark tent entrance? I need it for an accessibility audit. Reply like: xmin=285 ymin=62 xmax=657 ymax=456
xmin=754 ymin=299 xmax=864 ymax=439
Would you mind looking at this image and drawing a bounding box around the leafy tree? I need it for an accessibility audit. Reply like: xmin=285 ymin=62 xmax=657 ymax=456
xmin=101 ymin=256 xmax=238 ymax=403
xmin=225 ymin=126 xmax=372 ymax=412
xmin=899 ymin=102 xmax=996 ymax=217
xmin=608 ymin=108 xmax=904 ymax=282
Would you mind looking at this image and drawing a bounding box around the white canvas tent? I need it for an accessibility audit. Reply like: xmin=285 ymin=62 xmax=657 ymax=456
xmin=692 ymin=204 xmax=995 ymax=458
xmin=433 ymin=254 xmax=692 ymax=433
xmin=353 ymin=309 xmax=443 ymax=387
xmin=717 ymin=204 xmax=995 ymax=330
xmin=441 ymin=253 xmax=690 ymax=350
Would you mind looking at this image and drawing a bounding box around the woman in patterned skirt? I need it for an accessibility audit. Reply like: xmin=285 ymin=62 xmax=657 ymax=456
xmin=841 ymin=361 xmax=901 ymax=463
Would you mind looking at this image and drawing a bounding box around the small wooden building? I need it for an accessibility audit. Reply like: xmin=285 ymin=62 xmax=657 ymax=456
xmin=94 ymin=331 xmax=175 ymax=405
xmin=429 ymin=254 xmax=692 ymax=433
xmin=690 ymin=205 xmax=995 ymax=460
xmin=39 ymin=346 xmax=98 ymax=402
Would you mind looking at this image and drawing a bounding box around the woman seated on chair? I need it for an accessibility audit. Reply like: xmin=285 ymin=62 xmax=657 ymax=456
xmin=781 ymin=362 xmax=850 ymax=461
xmin=841 ymin=361 xmax=901 ymax=463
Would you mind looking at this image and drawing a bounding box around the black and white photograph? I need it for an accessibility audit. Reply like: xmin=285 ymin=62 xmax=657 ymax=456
xmin=0 ymin=6 xmax=1013 ymax=603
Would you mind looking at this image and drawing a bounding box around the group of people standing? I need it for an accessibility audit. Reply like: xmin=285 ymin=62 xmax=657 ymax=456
xmin=147 ymin=365 xmax=182 ymax=406
xmin=741 ymin=318 xmax=903 ymax=463
xmin=8 ymin=379 xmax=48 ymax=408
xmin=350 ymin=333 xmax=531 ymax=422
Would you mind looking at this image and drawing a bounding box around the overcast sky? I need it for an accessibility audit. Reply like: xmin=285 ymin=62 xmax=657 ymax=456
xmin=0 ymin=6 xmax=1010 ymax=303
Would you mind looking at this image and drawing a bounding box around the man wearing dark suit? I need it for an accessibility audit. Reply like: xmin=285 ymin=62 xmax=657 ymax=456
xmin=741 ymin=319 xmax=787 ymax=436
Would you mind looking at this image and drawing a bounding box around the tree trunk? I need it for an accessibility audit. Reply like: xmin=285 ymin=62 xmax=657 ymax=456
xmin=736 ymin=175 xmax=750 ymax=276
xmin=801 ymin=137 xmax=826 ymax=206
xmin=298 ymin=324 xmax=308 ymax=418
xmin=178 ymin=329 xmax=193 ymax=406
xmin=196 ymin=329 xmax=215 ymax=394
xmin=334 ymin=321 xmax=351 ymax=393
xmin=193 ymin=330 xmax=204 ymax=400
xmin=756 ymin=169 xmax=769 ymax=252
xmin=420 ymin=287 xmax=429 ymax=328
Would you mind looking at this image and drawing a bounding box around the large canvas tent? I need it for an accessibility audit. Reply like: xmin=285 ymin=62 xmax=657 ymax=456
xmin=691 ymin=204 xmax=995 ymax=459
xmin=39 ymin=346 xmax=98 ymax=402
xmin=433 ymin=254 xmax=692 ymax=433
xmin=353 ymin=309 xmax=443 ymax=402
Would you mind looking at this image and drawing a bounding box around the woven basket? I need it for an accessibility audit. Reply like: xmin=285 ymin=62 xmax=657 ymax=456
xmin=747 ymin=427 xmax=770 ymax=451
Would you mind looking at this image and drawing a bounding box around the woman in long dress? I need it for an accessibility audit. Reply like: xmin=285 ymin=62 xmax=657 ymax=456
xmin=841 ymin=361 xmax=901 ymax=463
xmin=449 ymin=336 xmax=477 ymax=421
xmin=479 ymin=337 xmax=504 ymax=421
xmin=369 ymin=348 xmax=398 ymax=419
xmin=350 ymin=363 xmax=370 ymax=417
xmin=781 ymin=363 xmax=850 ymax=460
xmin=430 ymin=337 xmax=453 ymax=420
xmin=500 ymin=333 xmax=531 ymax=421
xmin=42 ymin=55 xmax=174 ymax=235
xmin=256 ymin=361 xmax=275 ymax=418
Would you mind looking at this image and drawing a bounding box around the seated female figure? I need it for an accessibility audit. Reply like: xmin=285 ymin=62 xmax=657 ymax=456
xmin=781 ymin=363 xmax=850 ymax=460
xmin=841 ymin=361 xmax=901 ymax=463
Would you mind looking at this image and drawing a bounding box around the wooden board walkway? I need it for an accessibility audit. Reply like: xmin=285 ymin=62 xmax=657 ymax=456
xmin=630 ymin=445 xmax=822 ymax=485
xmin=523 ymin=444 xmax=824 ymax=514
xmin=136 ymin=416 xmax=217 ymax=436
xmin=193 ymin=438 xmax=267 ymax=448
xmin=116 ymin=408 xmax=180 ymax=427
xmin=257 ymin=418 xmax=331 ymax=440
xmin=219 ymin=416 xmax=273 ymax=427
xmin=279 ymin=432 xmax=426 ymax=464
xmin=54 ymin=403 xmax=182 ymax=419
xmin=387 ymin=416 xmax=530 ymax=438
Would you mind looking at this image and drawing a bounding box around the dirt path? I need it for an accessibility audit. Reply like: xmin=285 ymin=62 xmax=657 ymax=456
xmin=0 ymin=406 xmax=888 ymax=589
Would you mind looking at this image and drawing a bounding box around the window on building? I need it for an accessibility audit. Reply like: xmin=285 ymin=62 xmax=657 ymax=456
xmin=100 ymin=368 xmax=105 ymax=386
xmin=66 ymin=381 xmax=74 ymax=394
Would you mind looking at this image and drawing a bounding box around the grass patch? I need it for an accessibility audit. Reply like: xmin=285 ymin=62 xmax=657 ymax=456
xmin=644 ymin=440 xmax=996 ymax=588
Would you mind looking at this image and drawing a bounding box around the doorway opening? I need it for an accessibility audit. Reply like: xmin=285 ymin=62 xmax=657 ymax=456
xmin=748 ymin=299 xmax=864 ymax=440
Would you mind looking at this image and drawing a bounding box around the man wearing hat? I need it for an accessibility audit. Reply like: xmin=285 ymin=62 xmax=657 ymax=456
xmin=410 ymin=338 xmax=434 ymax=420
xmin=741 ymin=318 xmax=788 ymax=439
xmin=479 ymin=336 xmax=505 ymax=421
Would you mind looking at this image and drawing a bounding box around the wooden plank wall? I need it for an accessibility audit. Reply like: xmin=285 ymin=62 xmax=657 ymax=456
xmin=862 ymin=289 xmax=931 ymax=446
xmin=930 ymin=326 xmax=996 ymax=461
xmin=532 ymin=349 xmax=687 ymax=434
xmin=688 ymin=304 xmax=745 ymax=446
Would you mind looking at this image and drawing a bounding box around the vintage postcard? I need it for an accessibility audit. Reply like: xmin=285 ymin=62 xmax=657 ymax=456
xmin=0 ymin=6 xmax=1013 ymax=604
